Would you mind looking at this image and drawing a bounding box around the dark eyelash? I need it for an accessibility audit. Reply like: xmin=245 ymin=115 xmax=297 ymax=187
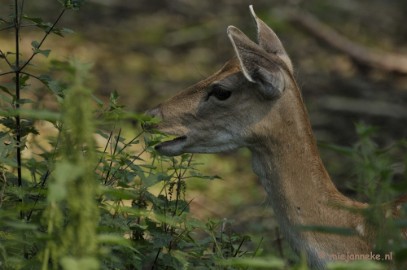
xmin=207 ymin=84 xmax=232 ymax=101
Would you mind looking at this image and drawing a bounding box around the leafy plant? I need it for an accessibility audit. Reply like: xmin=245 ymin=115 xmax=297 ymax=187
xmin=0 ymin=1 xmax=259 ymax=269
xmin=320 ymin=123 xmax=407 ymax=268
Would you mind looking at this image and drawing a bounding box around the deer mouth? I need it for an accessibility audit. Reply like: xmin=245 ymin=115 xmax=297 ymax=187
xmin=154 ymin=135 xmax=187 ymax=156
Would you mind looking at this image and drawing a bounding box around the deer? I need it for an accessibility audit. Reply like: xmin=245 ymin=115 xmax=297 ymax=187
xmin=145 ymin=6 xmax=407 ymax=269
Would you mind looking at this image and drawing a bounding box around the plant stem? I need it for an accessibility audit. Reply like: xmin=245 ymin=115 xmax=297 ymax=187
xmin=0 ymin=49 xmax=14 ymax=69
xmin=14 ymin=0 xmax=22 ymax=190
xmin=19 ymin=8 xmax=66 ymax=71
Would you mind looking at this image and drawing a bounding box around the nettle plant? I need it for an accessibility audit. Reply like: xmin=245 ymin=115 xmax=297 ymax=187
xmin=0 ymin=1 xmax=258 ymax=270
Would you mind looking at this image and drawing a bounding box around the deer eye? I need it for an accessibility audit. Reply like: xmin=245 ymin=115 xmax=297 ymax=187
xmin=208 ymin=84 xmax=232 ymax=101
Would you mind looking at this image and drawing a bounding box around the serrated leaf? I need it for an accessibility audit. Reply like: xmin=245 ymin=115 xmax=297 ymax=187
xmin=39 ymin=75 xmax=64 ymax=97
xmin=38 ymin=49 xmax=51 ymax=57
xmin=31 ymin=40 xmax=40 ymax=49
xmin=101 ymin=187 xmax=138 ymax=200
xmin=51 ymin=27 xmax=74 ymax=37
xmin=22 ymin=15 xmax=44 ymax=24
xmin=0 ymin=85 xmax=13 ymax=96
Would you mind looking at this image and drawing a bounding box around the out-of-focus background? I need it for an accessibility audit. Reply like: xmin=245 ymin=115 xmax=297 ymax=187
xmin=1 ymin=0 xmax=407 ymax=255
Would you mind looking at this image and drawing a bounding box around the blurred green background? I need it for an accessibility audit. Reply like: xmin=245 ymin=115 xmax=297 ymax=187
xmin=1 ymin=0 xmax=407 ymax=256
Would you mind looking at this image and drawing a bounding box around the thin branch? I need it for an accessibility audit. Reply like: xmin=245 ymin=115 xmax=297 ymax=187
xmin=0 ymin=49 xmax=14 ymax=69
xmin=117 ymin=130 xmax=144 ymax=155
xmin=0 ymin=71 xmax=15 ymax=77
xmin=0 ymin=23 xmax=38 ymax=31
xmin=284 ymin=8 xmax=407 ymax=74
xmin=107 ymin=147 xmax=148 ymax=185
xmin=104 ymin=130 xmax=146 ymax=184
xmin=19 ymin=8 xmax=66 ymax=71
xmin=95 ymin=130 xmax=114 ymax=171
xmin=14 ymin=0 xmax=22 ymax=189
xmin=20 ymin=71 xmax=44 ymax=84
xmin=0 ymin=24 xmax=14 ymax=32
xmin=26 ymin=126 xmax=63 ymax=221
xmin=104 ymin=128 xmax=122 ymax=185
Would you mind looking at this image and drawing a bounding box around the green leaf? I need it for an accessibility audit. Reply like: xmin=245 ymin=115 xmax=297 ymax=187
xmin=23 ymin=16 xmax=44 ymax=25
xmin=51 ymin=27 xmax=74 ymax=37
xmin=48 ymin=162 xmax=84 ymax=202
xmin=31 ymin=40 xmax=40 ymax=49
xmin=60 ymin=256 xmax=99 ymax=270
xmin=97 ymin=234 xmax=139 ymax=253
xmin=0 ymin=84 xmax=13 ymax=97
xmin=59 ymin=0 xmax=84 ymax=10
xmin=141 ymin=173 xmax=170 ymax=188
xmin=101 ymin=187 xmax=138 ymax=200
xmin=38 ymin=74 xmax=65 ymax=98
xmin=3 ymin=221 xmax=38 ymax=231
xmin=31 ymin=41 xmax=51 ymax=57
xmin=38 ymin=48 xmax=51 ymax=57
xmin=23 ymin=16 xmax=54 ymax=33
xmin=0 ymin=108 xmax=61 ymax=121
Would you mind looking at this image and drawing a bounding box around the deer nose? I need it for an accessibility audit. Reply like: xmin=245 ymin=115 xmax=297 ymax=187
xmin=143 ymin=106 xmax=162 ymax=131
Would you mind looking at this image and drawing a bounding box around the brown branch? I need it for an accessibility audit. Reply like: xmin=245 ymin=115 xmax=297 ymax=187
xmin=316 ymin=95 xmax=407 ymax=119
xmin=284 ymin=9 xmax=407 ymax=74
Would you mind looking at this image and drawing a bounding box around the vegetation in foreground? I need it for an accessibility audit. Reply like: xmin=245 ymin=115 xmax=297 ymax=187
xmin=0 ymin=1 xmax=406 ymax=269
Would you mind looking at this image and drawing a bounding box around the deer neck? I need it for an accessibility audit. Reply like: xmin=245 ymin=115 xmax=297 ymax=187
xmin=249 ymin=87 xmax=368 ymax=257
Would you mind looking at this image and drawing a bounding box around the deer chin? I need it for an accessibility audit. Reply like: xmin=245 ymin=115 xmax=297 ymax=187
xmin=154 ymin=135 xmax=188 ymax=156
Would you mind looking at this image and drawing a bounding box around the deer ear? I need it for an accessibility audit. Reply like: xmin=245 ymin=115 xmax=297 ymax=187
xmin=249 ymin=5 xmax=293 ymax=72
xmin=227 ymin=26 xmax=285 ymax=99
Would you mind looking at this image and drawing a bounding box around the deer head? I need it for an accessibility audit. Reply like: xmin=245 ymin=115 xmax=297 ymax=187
xmin=146 ymin=6 xmax=301 ymax=157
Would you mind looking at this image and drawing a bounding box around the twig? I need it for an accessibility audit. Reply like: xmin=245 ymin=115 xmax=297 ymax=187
xmin=26 ymin=126 xmax=63 ymax=221
xmin=95 ymin=130 xmax=113 ymax=171
xmin=14 ymin=0 xmax=22 ymax=190
xmin=19 ymin=8 xmax=66 ymax=71
xmin=0 ymin=49 xmax=14 ymax=69
xmin=0 ymin=71 xmax=15 ymax=77
xmin=20 ymin=71 xmax=45 ymax=83
xmin=284 ymin=8 xmax=407 ymax=74
xmin=316 ymin=95 xmax=407 ymax=119
xmin=104 ymin=128 xmax=121 ymax=185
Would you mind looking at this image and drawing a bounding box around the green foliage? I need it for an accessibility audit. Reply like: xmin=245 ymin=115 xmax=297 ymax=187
xmin=320 ymin=123 xmax=407 ymax=268
xmin=0 ymin=2 xmax=259 ymax=269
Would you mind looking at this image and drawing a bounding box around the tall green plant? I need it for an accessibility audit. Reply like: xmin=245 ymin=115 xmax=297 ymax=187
xmin=43 ymin=62 xmax=99 ymax=270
